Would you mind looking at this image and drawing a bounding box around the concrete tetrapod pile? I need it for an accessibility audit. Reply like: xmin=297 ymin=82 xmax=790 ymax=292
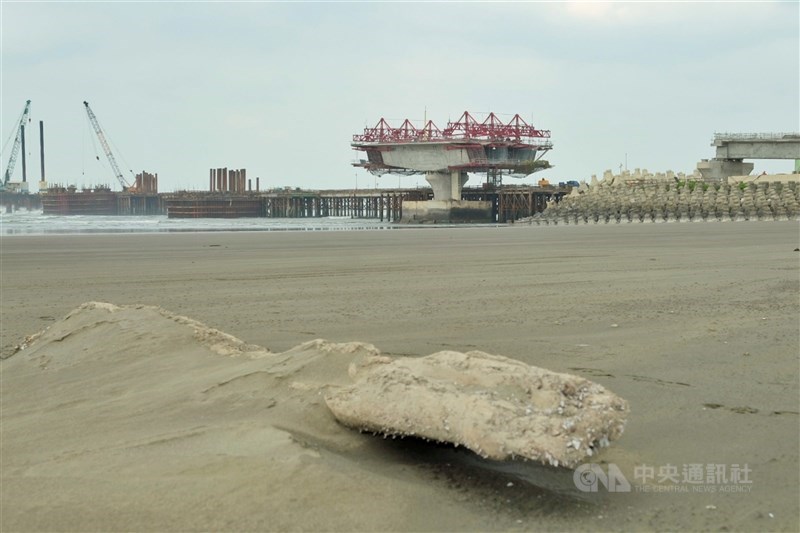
xmin=533 ymin=170 xmax=800 ymax=225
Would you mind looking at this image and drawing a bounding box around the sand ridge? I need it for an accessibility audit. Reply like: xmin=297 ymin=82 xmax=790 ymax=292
xmin=4 ymin=301 xmax=629 ymax=530
xmin=7 ymin=301 xmax=626 ymax=467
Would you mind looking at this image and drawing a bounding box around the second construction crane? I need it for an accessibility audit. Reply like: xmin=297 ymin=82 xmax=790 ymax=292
xmin=2 ymin=99 xmax=32 ymax=190
xmin=83 ymin=101 xmax=136 ymax=192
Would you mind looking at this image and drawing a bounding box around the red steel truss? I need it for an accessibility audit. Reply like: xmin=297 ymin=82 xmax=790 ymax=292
xmin=353 ymin=111 xmax=551 ymax=144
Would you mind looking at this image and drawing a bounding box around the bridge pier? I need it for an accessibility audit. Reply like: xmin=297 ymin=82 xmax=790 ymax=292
xmin=425 ymin=171 xmax=468 ymax=201
xmin=401 ymin=171 xmax=491 ymax=223
xmin=697 ymin=159 xmax=754 ymax=182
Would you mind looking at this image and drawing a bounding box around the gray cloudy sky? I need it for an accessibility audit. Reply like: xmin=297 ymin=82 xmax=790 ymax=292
xmin=2 ymin=1 xmax=798 ymax=192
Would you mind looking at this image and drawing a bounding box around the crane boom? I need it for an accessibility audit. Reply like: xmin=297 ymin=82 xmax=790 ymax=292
xmin=3 ymin=100 xmax=32 ymax=184
xmin=83 ymin=101 xmax=131 ymax=190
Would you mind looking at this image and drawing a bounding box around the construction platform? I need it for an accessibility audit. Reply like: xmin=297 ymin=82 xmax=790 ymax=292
xmin=351 ymin=111 xmax=554 ymax=223
xmin=352 ymin=112 xmax=552 ymax=177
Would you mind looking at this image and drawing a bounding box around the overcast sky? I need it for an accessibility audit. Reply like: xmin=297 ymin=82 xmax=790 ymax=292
xmin=2 ymin=1 xmax=798 ymax=192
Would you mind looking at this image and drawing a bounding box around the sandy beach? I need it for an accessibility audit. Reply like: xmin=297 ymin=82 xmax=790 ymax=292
xmin=2 ymin=222 xmax=799 ymax=531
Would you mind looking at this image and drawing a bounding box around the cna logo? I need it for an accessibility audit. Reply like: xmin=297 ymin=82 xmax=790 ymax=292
xmin=573 ymin=463 xmax=632 ymax=493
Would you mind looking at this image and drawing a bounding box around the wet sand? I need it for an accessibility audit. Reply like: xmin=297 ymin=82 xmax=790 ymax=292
xmin=2 ymin=222 xmax=799 ymax=531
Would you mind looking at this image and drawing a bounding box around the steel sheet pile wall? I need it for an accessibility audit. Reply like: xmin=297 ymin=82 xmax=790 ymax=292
xmin=166 ymin=196 xmax=264 ymax=218
xmin=41 ymin=188 xmax=118 ymax=216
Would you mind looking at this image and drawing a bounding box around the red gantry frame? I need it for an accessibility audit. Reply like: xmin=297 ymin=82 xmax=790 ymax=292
xmin=352 ymin=111 xmax=551 ymax=145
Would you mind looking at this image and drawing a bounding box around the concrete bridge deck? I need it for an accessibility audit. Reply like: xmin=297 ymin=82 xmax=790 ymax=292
xmin=698 ymin=132 xmax=800 ymax=181
xmin=713 ymin=132 xmax=800 ymax=160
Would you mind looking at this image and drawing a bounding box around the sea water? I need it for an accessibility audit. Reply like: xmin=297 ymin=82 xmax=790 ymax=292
xmin=0 ymin=209 xmax=497 ymax=235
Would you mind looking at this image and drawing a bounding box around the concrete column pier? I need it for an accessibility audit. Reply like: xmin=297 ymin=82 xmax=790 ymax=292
xmin=425 ymin=171 xmax=469 ymax=201
xmin=402 ymin=170 xmax=490 ymax=223
xmin=697 ymin=159 xmax=754 ymax=182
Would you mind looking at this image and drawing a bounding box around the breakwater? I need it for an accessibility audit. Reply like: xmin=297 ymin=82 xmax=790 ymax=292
xmin=536 ymin=174 xmax=799 ymax=224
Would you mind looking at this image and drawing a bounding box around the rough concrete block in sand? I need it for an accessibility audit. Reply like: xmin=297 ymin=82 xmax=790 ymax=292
xmin=325 ymin=350 xmax=629 ymax=468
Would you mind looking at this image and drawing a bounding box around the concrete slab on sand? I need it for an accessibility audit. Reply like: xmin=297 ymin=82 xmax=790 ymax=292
xmin=326 ymin=350 xmax=628 ymax=467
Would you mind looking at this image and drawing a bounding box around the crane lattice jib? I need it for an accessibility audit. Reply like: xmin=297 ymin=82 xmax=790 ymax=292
xmin=3 ymin=100 xmax=32 ymax=184
xmin=83 ymin=101 xmax=130 ymax=190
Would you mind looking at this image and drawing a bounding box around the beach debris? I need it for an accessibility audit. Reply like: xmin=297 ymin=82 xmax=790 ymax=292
xmin=325 ymin=350 xmax=629 ymax=468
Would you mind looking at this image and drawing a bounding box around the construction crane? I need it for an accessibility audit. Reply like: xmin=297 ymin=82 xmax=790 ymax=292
xmin=83 ymin=101 xmax=136 ymax=192
xmin=3 ymin=99 xmax=32 ymax=186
